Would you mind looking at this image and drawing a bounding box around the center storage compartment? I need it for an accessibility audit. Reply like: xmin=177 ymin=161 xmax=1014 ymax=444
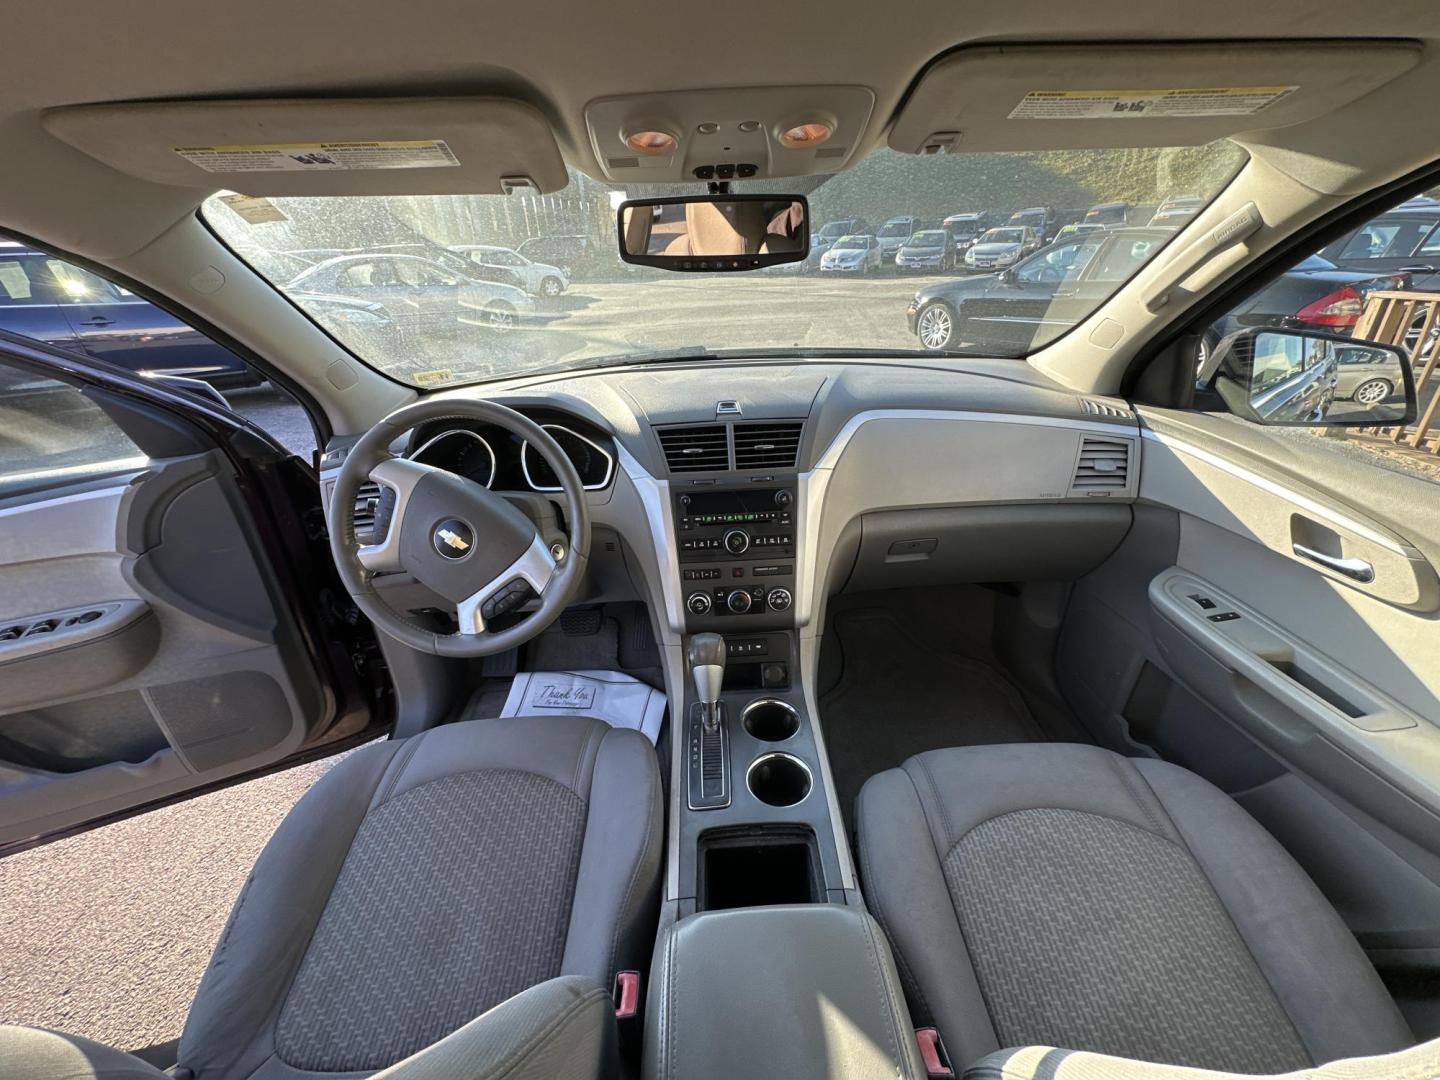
xmin=698 ymin=825 xmax=823 ymax=910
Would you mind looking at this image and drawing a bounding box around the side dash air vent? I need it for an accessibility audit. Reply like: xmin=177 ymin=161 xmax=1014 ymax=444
xmin=1071 ymin=437 xmax=1131 ymax=495
xmin=733 ymin=421 xmax=803 ymax=470
xmin=657 ymin=425 xmax=730 ymax=472
xmin=353 ymin=480 xmax=381 ymax=542
xmin=1080 ymin=397 xmax=1133 ymax=419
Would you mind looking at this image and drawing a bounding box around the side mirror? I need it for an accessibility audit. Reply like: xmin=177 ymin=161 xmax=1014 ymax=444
xmin=997 ymin=268 xmax=1016 ymax=284
xmin=1202 ymin=327 xmax=1415 ymax=426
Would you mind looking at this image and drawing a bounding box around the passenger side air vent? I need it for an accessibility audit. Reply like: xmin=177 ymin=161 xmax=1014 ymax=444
xmin=1080 ymin=397 xmax=1133 ymax=419
xmin=1070 ymin=437 xmax=1132 ymax=495
xmin=733 ymin=421 xmax=803 ymax=470
xmin=353 ymin=480 xmax=381 ymax=542
xmin=658 ymin=425 xmax=730 ymax=472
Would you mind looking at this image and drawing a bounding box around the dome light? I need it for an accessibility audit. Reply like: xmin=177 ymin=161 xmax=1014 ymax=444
xmin=625 ymin=130 xmax=678 ymax=156
xmin=780 ymin=122 xmax=833 ymax=148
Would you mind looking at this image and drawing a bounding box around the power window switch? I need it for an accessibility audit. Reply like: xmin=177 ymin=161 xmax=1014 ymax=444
xmin=1207 ymin=611 xmax=1242 ymax=623
xmin=1188 ymin=594 xmax=1217 ymax=610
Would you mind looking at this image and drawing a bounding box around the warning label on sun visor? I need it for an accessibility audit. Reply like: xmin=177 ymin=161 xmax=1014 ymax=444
xmin=1008 ymin=87 xmax=1298 ymax=120
xmin=173 ymin=140 xmax=460 ymax=172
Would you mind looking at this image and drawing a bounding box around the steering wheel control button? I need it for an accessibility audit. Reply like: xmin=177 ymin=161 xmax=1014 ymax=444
xmin=726 ymin=589 xmax=754 ymax=614
xmin=722 ymin=528 xmax=751 ymax=555
xmin=766 ymin=587 xmax=793 ymax=612
xmin=687 ymin=592 xmax=714 ymax=615
xmin=432 ymin=518 xmax=475 ymax=560
xmin=481 ymin=578 xmax=535 ymax=622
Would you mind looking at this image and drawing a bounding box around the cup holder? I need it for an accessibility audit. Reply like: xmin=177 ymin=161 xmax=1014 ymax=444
xmin=746 ymin=752 xmax=813 ymax=808
xmin=741 ymin=698 xmax=800 ymax=742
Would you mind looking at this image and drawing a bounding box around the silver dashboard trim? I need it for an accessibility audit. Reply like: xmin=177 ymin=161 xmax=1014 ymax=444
xmin=521 ymin=424 xmax=616 ymax=493
xmin=408 ymin=428 xmax=497 ymax=489
xmin=615 ymin=442 xmax=687 ymax=634
xmin=1141 ymin=429 xmax=1408 ymax=556
xmin=356 ymin=456 xmax=435 ymax=574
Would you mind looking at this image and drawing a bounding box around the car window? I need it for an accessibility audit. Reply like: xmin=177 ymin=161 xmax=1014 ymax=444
xmin=335 ymin=261 xmax=381 ymax=288
xmin=1014 ymin=241 xmax=1088 ymax=283
xmin=0 ymin=362 xmax=148 ymax=497
xmin=1086 ymin=236 xmax=1159 ymax=282
xmin=1340 ymin=219 xmax=1437 ymax=259
xmin=45 ymin=260 xmax=129 ymax=304
xmin=1200 ymin=192 xmax=1440 ymax=488
xmin=0 ymin=257 xmax=56 ymax=304
xmin=205 ymin=141 xmax=1246 ymax=384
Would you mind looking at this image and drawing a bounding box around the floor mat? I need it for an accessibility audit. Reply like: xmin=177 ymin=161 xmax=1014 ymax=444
xmin=819 ymin=610 xmax=1045 ymax=819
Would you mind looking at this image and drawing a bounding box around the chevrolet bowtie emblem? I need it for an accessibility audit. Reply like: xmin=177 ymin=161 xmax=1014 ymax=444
xmin=437 ymin=528 xmax=470 ymax=551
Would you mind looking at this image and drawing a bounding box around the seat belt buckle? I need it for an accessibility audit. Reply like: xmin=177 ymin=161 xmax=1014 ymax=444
xmin=613 ymin=970 xmax=640 ymax=1020
xmin=915 ymin=1027 xmax=954 ymax=1078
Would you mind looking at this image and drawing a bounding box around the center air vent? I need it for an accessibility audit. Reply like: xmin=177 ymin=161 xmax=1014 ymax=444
xmin=733 ymin=422 xmax=803 ymax=470
xmin=658 ymin=425 xmax=730 ymax=472
xmin=1071 ymin=437 xmax=1132 ymax=495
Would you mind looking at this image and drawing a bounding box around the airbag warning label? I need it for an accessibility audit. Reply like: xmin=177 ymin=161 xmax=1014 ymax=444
xmin=173 ymin=140 xmax=460 ymax=172
xmin=1009 ymin=87 xmax=1298 ymax=120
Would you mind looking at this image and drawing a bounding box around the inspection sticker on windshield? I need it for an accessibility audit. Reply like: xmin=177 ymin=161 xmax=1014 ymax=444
xmin=173 ymin=140 xmax=460 ymax=172
xmin=1009 ymin=87 xmax=1298 ymax=120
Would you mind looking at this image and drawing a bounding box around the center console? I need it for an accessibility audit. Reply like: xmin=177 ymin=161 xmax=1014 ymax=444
xmin=676 ymin=486 xmax=797 ymax=631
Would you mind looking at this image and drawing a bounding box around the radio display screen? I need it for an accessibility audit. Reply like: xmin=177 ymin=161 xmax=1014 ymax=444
xmin=679 ymin=489 xmax=785 ymax=524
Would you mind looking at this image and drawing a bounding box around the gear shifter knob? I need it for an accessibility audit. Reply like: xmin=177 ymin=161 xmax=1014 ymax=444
xmin=688 ymin=633 xmax=726 ymax=730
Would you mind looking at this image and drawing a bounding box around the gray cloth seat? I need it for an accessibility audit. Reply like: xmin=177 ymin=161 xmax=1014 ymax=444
xmin=139 ymin=714 xmax=657 ymax=1080
xmin=856 ymin=743 xmax=1414 ymax=1075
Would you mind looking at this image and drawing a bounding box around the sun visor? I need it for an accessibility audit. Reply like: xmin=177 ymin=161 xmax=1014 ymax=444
xmin=41 ymin=97 xmax=568 ymax=195
xmin=889 ymin=42 xmax=1421 ymax=153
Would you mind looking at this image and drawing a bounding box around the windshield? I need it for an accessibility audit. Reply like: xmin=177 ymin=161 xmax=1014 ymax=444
xmin=1009 ymin=211 xmax=1045 ymax=226
xmin=980 ymin=228 xmax=1025 ymax=245
xmin=946 ymin=219 xmax=981 ymax=237
xmin=818 ymin=222 xmax=850 ymax=240
xmin=908 ymin=231 xmax=947 ymax=246
xmin=204 ymin=142 xmax=1246 ymax=387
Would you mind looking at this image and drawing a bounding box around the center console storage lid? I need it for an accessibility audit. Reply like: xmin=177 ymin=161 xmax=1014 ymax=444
xmin=645 ymin=904 xmax=925 ymax=1080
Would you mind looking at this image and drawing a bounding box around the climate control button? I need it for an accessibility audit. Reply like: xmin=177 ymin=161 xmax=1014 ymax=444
xmin=726 ymin=589 xmax=754 ymax=614
xmin=766 ymin=587 xmax=793 ymax=612
xmin=686 ymin=592 xmax=713 ymax=615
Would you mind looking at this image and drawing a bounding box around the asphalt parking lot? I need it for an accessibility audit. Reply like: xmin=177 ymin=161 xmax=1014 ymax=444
xmin=0 ymin=752 xmax=354 ymax=1051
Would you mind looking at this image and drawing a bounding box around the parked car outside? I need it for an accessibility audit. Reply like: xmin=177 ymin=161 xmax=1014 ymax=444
xmin=819 ymin=234 xmax=881 ymax=274
xmin=1315 ymin=205 xmax=1440 ymax=294
xmin=0 ymin=242 xmax=261 ymax=387
xmin=1006 ymin=206 xmax=1053 ymax=242
xmin=451 ymin=244 xmax=568 ymax=297
xmin=875 ymin=216 xmax=919 ymax=265
xmin=1149 ymin=195 xmax=1204 ymax=226
xmin=912 ymin=230 xmax=1408 ymax=354
xmin=942 ymin=212 xmax=988 ymax=258
xmin=1084 ymin=202 xmax=1131 ymax=227
xmin=963 ymin=226 xmax=1041 ymax=271
xmin=288 ymin=253 xmax=535 ymax=333
xmin=1051 ymin=222 xmax=1108 ymax=243
xmin=895 ymin=229 xmax=959 ymax=272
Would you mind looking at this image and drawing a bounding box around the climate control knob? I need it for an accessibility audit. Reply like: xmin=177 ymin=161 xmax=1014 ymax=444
xmin=766 ymin=587 xmax=793 ymax=612
xmin=726 ymin=589 xmax=754 ymax=614
xmin=686 ymin=592 xmax=713 ymax=616
xmin=722 ymin=528 xmax=751 ymax=555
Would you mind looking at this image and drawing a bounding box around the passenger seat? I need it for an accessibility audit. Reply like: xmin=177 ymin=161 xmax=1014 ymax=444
xmin=856 ymin=744 xmax=1413 ymax=1073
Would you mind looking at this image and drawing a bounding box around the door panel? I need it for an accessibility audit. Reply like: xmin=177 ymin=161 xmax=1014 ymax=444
xmin=1057 ymin=407 xmax=1440 ymax=1028
xmin=0 ymin=345 xmax=384 ymax=853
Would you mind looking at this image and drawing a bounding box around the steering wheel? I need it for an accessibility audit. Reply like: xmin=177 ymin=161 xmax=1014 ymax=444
xmin=330 ymin=398 xmax=590 ymax=656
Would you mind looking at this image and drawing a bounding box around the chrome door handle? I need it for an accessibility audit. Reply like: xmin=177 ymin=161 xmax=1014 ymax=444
xmin=1292 ymin=542 xmax=1375 ymax=583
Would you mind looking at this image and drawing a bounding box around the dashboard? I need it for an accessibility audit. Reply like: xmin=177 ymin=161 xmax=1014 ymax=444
xmin=405 ymin=410 xmax=616 ymax=492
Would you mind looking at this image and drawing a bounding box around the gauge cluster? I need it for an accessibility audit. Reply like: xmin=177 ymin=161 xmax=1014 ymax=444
xmin=406 ymin=411 xmax=616 ymax=492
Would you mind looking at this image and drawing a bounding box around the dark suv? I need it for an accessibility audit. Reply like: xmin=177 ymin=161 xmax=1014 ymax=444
xmin=0 ymin=242 xmax=259 ymax=387
xmin=1315 ymin=202 xmax=1440 ymax=292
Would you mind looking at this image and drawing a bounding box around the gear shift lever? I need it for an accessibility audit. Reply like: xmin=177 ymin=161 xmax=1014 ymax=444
xmin=688 ymin=632 xmax=726 ymax=732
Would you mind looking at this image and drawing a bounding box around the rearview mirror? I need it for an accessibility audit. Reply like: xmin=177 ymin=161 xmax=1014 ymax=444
xmin=618 ymin=195 xmax=808 ymax=271
xmin=1205 ymin=328 xmax=1415 ymax=426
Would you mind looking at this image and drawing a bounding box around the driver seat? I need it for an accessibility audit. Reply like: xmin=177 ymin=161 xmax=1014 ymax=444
xmin=3 ymin=714 xmax=662 ymax=1079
